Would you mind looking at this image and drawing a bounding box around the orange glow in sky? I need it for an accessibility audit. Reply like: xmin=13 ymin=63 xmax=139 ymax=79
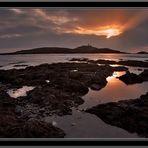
xmin=69 ymin=25 xmax=123 ymax=39
xmin=100 ymin=28 xmax=121 ymax=38
xmin=52 ymin=10 xmax=148 ymax=42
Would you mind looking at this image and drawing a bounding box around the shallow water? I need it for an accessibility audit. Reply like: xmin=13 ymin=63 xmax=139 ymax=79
xmin=0 ymin=53 xmax=147 ymax=70
xmin=44 ymin=107 xmax=139 ymax=138
xmin=7 ymin=86 xmax=35 ymax=98
xmin=80 ymin=71 xmax=148 ymax=109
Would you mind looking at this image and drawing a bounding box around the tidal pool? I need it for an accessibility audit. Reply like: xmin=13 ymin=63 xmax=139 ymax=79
xmin=44 ymin=68 xmax=147 ymax=138
xmin=80 ymin=71 xmax=148 ymax=109
xmin=7 ymin=86 xmax=35 ymax=98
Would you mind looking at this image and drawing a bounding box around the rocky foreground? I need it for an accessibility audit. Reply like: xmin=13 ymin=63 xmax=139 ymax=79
xmin=0 ymin=62 xmax=128 ymax=138
xmin=86 ymin=92 xmax=148 ymax=137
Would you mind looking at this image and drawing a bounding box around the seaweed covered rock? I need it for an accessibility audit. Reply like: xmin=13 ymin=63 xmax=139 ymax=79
xmin=0 ymin=62 xmax=127 ymax=137
xmin=25 ymin=86 xmax=84 ymax=116
xmin=89 ymin=65 xmax=113 ymax=90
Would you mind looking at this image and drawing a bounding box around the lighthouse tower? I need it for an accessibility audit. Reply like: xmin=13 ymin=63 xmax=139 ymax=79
xmin=88 ymin=43 xmax=91 ymax=47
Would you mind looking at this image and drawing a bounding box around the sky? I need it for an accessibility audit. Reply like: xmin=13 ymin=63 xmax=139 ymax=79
xmin=0 ymin=8 xmax=148 ymax=53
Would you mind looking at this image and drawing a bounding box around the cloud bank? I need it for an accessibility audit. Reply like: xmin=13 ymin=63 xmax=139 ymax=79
xmin=0 ymin=8 xmax=148 ymax=53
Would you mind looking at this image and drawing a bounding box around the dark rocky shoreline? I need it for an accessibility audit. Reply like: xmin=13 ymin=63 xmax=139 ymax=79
xmin=0 ymin=85 xmax=65 ymax=138
xmin=0 ymin=62 xmax=126 ymax=138
xmin=0 ymin=61 xmax=147 ymax=138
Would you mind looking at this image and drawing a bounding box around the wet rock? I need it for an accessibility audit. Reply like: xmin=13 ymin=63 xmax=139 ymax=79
xmin=0 ymin=62 xmax=125 ymax=137
xmin=69 ymin=71 xmax=83 ymax=80
xmin=15 ymin=105 xmax=23 ymax=115
xmin=90 ymin=84 xmax=102 ymax=90
xmin=0 ymin=86 xmax=16 ymax=109
xmin=0 ymin=89 xmax=19 ymax=137
xmin=39 ymin=108 xmax=45 ymax=113
xmin=88 ymin=65 xmax=114 ymax=89
xmin=118 ymin=71 xmax=143 ymax=84
xmin=89 ymin=59 xmax=117 ymax=65
xmin=26 ymin=86 xmax=84 ymax=116
xmin=0 ymin=63 xmax=117 ymax=92
xmin=86 ymin=92 xmax=148 ymax=137
xmin=13 ymin=64 xmax=28 ymax=67
xmin=4 ymin=119 xmax=65 ymax=138
xmin=112 ymin=66 xmax=128 ymax=72
xmin=0 ymin=63 xmax=121 ymax=117
xmin=118 ymin=70 xmax=148 ymax=85
xmin=69 ymin=58 xmax=89 ymax=62
xmin=57 ymin=105 xmax=72 ymax=116
xmin=0 ymin=90 xmax=65 ymax=138
xmin=140 ymin=69 xmax=148 ymax=81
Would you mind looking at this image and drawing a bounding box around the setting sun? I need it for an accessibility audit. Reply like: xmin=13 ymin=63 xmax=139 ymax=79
xmin=101 ymin=28 xmax=122 ymax=38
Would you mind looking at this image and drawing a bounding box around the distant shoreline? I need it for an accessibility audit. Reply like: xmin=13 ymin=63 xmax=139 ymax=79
xmin=0 ymin=45 xmax=147 ymax=55
xmin=0 ymin=45 xmax=128 ymax=55
xmin=0 ymin=52 xmax=129 ymax=55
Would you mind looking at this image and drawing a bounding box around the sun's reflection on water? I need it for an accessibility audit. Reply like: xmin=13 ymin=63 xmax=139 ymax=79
xmin=81 ymin=70 xmax=148 ymax=109
xmin=106 ymin=71 xmax=126 ymax=82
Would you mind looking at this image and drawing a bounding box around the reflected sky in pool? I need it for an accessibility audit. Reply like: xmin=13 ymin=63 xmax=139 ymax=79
xmin=80 ymin=71 xmax=148 ymax=109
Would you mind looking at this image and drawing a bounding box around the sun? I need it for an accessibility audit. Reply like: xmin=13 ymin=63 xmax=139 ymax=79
xmin=95 ymin=28 xmax=122 ymax=39
xmin=103 ymin=28 xmax=122 ymax=39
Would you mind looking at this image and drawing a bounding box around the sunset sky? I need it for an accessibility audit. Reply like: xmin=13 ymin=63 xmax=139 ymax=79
xmin=0 ymin=8 xmax=148 ymax=53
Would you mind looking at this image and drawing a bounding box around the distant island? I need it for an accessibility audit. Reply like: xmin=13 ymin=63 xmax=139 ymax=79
xmin=0 ymin=45 xmax=127 ymax=55
xmin=137 ymin=51 xmax=148 ymax=54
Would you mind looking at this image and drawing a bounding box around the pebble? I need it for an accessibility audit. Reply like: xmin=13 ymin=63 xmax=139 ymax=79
xmin=52 ymin=121 xmax=57 ymax=126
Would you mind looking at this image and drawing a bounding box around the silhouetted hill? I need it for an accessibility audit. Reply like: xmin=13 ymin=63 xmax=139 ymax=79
xmin=13 ymin=47 xmax=71 ymax=54
xmin=137 ymin=51 xmax=148 ymax=54
xmin=0 ymin=45 xmax=126 ymax=55
xmin=73 ymin=45 xmax=123 ymax=53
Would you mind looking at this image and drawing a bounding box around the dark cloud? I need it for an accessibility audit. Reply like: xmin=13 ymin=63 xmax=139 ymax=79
xmin=0 ymin=8 xmax=148 ymax=53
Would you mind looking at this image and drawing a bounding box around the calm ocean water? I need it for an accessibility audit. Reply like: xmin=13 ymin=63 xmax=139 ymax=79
xmin=0 ymin=53 xmax=147 ymax=70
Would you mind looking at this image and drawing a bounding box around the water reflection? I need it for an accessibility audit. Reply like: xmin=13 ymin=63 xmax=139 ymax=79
xmin=80 ymin=70 xmax=148 ymax=109
xmin=106 ymin=71 xmax=126 ymax=82
xmin=110 ymin=64 xmax=147 ymax=75
xmin=7 ymin=86 xmax=35 ymax=98
xmin=44 ymin=107 xmax=139 ymax=138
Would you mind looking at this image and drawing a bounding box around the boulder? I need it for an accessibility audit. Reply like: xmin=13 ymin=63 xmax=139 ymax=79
xmin=119 ymin=72 xmax=143 ymax=84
